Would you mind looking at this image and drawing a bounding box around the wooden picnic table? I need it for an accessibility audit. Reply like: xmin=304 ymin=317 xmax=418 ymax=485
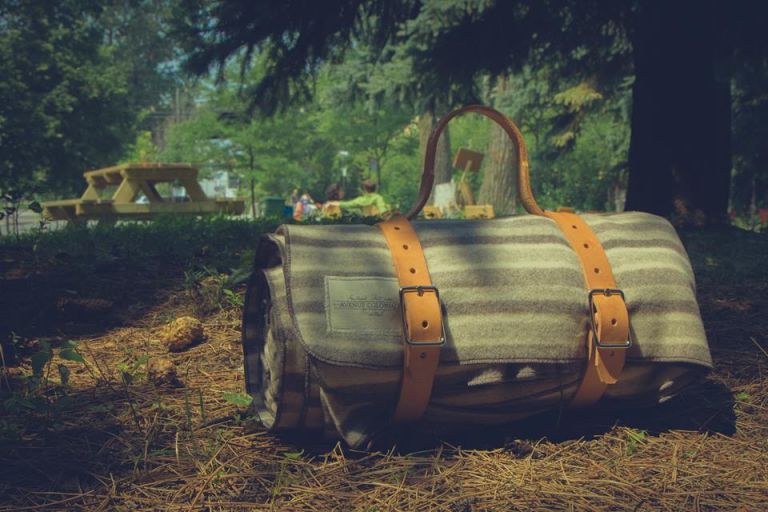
xmin=42 ymin=163 xmax=244 ymax=223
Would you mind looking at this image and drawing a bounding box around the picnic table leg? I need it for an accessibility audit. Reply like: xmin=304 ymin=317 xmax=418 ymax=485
xmin=113 ymin=179 xmax=142 ymax=203
xmin=137 ymin=181 xmax=164 ymax=203
xmin=180 ymin=178 xmax=208 ymax=201
xmin=81 ymin=184 xmax=101 ymax=201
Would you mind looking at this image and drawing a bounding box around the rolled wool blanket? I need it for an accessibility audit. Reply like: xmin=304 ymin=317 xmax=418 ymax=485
xmin=242 ymin=212 xmax=712 ymax=448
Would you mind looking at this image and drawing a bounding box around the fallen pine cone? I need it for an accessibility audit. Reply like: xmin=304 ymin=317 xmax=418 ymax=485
xmin=147 ymin=357 xmax=183 ymax=387
xmin=57 ymin=297 xmax=113 ymax=319
xmin=158 ymin=316 xmax=205 ymax=352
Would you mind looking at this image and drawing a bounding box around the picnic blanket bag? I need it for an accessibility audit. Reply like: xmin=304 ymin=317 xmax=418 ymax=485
xmin=242 ymin=105 xmax=712 ymax=448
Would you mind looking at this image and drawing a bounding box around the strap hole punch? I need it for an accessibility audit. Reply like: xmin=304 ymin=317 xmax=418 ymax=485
xmin=422 ymin=320 xmax=429 ymax=328
xmin=409 ymin=267 xmax=416 ymax=274
xmin=402 ymin=244 xmax=409 ymax=250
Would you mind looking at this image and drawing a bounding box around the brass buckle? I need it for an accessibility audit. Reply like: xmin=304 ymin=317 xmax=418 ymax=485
xmin=588 ymin=288 xmax=632 ymax=349
xmin=399 ymin=285 xmax=446 ymax=346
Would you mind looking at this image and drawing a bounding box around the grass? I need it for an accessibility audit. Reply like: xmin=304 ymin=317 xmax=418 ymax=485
xmin=1 ymin=217 xmax=767 ymax=511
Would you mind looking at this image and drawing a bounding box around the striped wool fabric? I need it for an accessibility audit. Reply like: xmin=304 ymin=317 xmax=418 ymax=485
xmin=242 ymin=211 xmax=712 ymax=447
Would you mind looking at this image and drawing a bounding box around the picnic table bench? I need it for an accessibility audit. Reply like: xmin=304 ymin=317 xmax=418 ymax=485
xmin=42 ymin=163 xmax=244 ymax=223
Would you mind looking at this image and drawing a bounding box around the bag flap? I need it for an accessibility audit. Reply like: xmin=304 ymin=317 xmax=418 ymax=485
xmin=260 ymin=212 xmax=712 ymax=370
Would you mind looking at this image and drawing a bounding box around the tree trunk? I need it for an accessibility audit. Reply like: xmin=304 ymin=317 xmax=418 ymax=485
xmin=626 ymin=0 xmax=731 ymax=223
xmin=479 ymin=78 xmax=517 ymax=214
xmin=419 ymin=109 xmax=452 ymax=205
xmin=478 ymin=123 xmax=518 ymax=214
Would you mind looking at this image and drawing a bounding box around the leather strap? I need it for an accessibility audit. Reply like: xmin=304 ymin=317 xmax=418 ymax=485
xmin=377 ymin=215 xmax=444 ymax=422
xmin=545 ymin=211 xmax=629 ymax=407
xmin=413 ymin=105 xmax=631 ymax=407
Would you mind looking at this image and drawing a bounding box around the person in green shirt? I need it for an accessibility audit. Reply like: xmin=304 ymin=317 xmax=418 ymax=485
xmin=338 ymin=179 xmax=390 ymax=216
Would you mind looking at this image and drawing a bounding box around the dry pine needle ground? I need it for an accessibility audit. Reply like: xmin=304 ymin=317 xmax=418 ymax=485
xmin=0 ymin=227 xmax=767 ymax=511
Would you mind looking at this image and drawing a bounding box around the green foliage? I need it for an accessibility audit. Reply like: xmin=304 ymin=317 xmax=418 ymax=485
xmin=484 ymin=64 xmax=632 ymax=211
xmin=378 ymin=128 xmax=421 ymax=211
xmin=3 ymin=0 xmax=763 ymax=218
xmin=159 ymin=59 xmax=633 ymax=212
xmin=183 ymin=266 xmax=245 ymax=315
xmin=121 ymin=131 xmax=162 ymax=163
xmin=30 ymin=343 xmax=53 ymax=378
xmin=5 ymin=215 xmax=279 ymax=273
xmin=0 ymin=338 xmax=88 ymax=441
xmin=159 ymin=59 xmax=422 ymax=207
xmin=178 ymin=0 xmax=634 ymax=113
xmin=283 ymin=450 xmax=304 ymax=460
xmin=161 ymin=69 xmax=334 ymax=197
xmin=117 ymin=354 xmax=150 ymax=385
xmin=26 ymin=340 xmax=83 ymax=381
xmin=222 ymin=391 xmax=253 ymax=409
xmin=59 ymin=340 xmax=85 ymax=364
xmin=56 ymin=364 xmax=70 ymax=387
xmin=0 ymin=0 xmax=182 ymax=193
xmin=625 ymin=429 xmax=648 ymax=455
xmin=553 ymin=83 xmax=604 ymax=113
xmin=731 ymin=53 xmax=768 ymax=215
xmin=172 ymin=0 xmax=637 ymax=213
xmin=734 ymin=391 xmax=750 ymax=402
xmin=222 ymin=288 xmax=244 ymax=308
xmin=543 ymin=104 xmax=630 ymax=210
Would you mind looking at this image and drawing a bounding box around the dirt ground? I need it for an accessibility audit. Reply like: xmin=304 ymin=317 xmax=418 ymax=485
xmin=0 ymin=224 xmax=766 ymax=511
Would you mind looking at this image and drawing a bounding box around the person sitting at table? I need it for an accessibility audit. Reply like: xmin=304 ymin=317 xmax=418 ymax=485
xmin=293 ymin=192 xmax=319 ymax=221
xmin=321 ymin=183 xmax=345 ymax=217
xmin=337 ymin=179 xmax=389 ymax=216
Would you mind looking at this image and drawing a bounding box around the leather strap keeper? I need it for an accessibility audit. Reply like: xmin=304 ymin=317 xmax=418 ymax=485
xmin=377 ymin=215 xmax=444 ymax=423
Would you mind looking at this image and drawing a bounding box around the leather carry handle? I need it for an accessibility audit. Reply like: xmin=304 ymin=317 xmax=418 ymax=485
xmin=406 ymin=105 xmax=545 ymax=220
xmin=405 ymin=104 xmax=630 ymax=407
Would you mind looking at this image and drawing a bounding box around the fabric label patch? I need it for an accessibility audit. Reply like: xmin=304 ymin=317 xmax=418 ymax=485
xmin=324 ymin=276 xmax=402 ymax=335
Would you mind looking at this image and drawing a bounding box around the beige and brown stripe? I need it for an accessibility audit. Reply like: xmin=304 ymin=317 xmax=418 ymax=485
xmin=242 ymin=211 xmax=712 ymax=447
